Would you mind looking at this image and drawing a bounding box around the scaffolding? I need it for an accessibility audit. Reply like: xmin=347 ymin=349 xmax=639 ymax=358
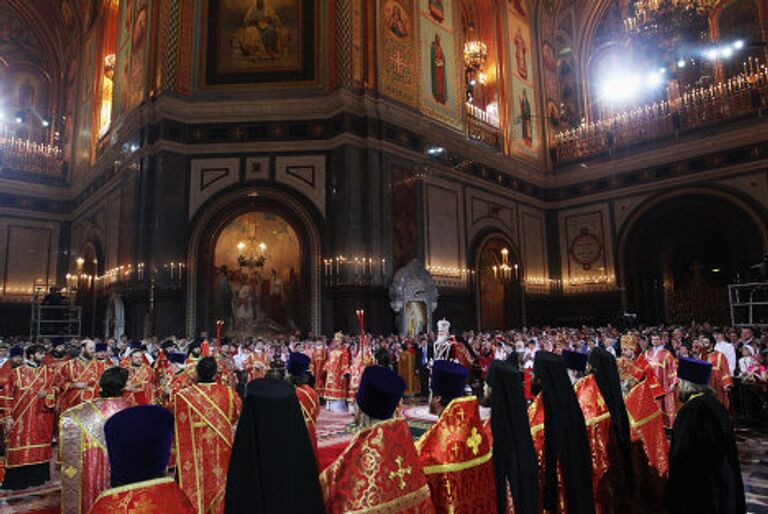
xmin=728 ymin=282 xmax=768 ymax=327
xmin=29 ymin=281 xmax=82 ymax=341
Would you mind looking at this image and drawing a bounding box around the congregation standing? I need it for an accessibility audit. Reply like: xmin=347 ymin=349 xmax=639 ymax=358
xmin=0 ymin=318 xmax=756 ymax=513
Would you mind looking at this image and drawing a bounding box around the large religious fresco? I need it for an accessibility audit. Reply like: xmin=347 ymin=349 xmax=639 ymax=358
xmin=379 ymin=0 xmax=420 ymax=106
xmin=114 ymin=0 xmax=149 ymax=116
xmin=203 ymin=0 xmax=317 ymax=85
xmin=419 ymin=0 xmax=462 ymax=127
xmin=213 ymin=212 xmax=302 ymax=337
xmin=508 ymin=1 xmax=541 ymax=161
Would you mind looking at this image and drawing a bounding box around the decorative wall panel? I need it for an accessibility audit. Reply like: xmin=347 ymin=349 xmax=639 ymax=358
xmin=275 ymin=155 xmax=326 ymax=216
xmin=0 ymin=220 xmax=58 ymax=298
xmin=559 ymin=206 xmax=614 ymax=290
xmin=520 ymin=208 xmax=547 ymax=290
xmin=189 ymin=158 xmax=240 ymax=220
xmin=378 ymin=0 xmax=420 ymax=107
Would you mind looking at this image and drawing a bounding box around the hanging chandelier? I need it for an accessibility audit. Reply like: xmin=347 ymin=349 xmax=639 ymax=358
xmin=463 ymin=40 xmax=488 ymax=71
xmin=237 ymin=240 xmax=268 ymax=269
xmin=624 ymin=0 xmax=713 ymax=42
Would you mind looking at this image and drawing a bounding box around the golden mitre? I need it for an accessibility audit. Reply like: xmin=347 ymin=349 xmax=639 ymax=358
xmin=620 ymin=334 xmax=637 ymax=351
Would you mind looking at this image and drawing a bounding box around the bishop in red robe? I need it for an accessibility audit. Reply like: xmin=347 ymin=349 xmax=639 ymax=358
xmin=322 ymin=332 xmax=350 ymax=410
xmin=123 ymin=347 xmax=154 ymax=405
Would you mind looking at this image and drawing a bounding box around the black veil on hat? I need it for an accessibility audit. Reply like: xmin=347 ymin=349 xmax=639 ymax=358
xmin=487 ymin=360 xmax=538 ymax=514
xmin=224 ymin=378 xmax=325 ymax=514
xmin=588 ymin=346 xmax=634 ymax=494
xmin=533 ymin=351 xmax=595 ymax=514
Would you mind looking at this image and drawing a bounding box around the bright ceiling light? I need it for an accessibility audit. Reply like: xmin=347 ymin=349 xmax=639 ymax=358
xmin=720 ymin=46 xmax=734 ymax=58
xmin=704 ymin=48 xmax=718 ymax=61
xmin=600 ymin=73 xmax=643 ymax=105
xmin=733 ymin=40 xmax=744 ymax=49
xmin=647 ymin=72 xmax=664 ymax=88
xmin=677 ymin=59 xmax=687 ymax=68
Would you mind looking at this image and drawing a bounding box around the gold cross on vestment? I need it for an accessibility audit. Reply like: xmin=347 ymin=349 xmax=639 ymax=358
xmin=466 ymin=427 xmax=482 ymax=456
xmin=388 ymin=456 xmax=412 ymax=490
xmin=455 ymin=409 xmax=466 ymax=424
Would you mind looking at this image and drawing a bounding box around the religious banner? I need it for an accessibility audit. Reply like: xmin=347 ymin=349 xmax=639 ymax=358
xmin=378 ymin=0 xmax=419 ymax=107
xmin=564 ymin=211 xmax=609 ymax=286
xmin=419 ymin=0 xmax=461 ymax=127
xmin=507 ymin=3 xmax=541 ymax=162
xmin=203 ymin=0 xmax=317 ymax=86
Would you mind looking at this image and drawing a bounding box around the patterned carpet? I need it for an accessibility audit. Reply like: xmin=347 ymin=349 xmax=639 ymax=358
xmin=1 ymin=410 xmax=766 ymax=513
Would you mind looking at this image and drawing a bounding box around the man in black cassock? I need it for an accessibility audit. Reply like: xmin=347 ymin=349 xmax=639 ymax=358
xmin=668 ymin=357 xmax=746 ymax=514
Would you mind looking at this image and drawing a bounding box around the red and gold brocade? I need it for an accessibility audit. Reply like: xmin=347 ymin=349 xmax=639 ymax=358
xmin=643 ymin=348 xmax=677 ymax=428
xmin=397 ymin=349 xmax=420 ymax=397
xmin=415 ymin=396 xmax=495 ymax=514
xmin=1 ymin=364 xmax=57 ymax=468
xmin=319 ymin=417 xmax=434 ymax=513
xmin=452 ymin=343 xmax=475 ymax=371
xmin=311 ymin=346 xmax=326 ymax=392
xmin=322 ymin=347 xmax=350 ymax=401
xmin=347 ymin=345 xmax=375 ymax=402
xmin=213 ymin=355 xmax=236 ymax=388
xmin=123 ymin=364 xmax=154 ymax=405
xmin=244 ymin=352 xmax=270 ymax=382
xmin=157 ymin=369 xmax=195 ymax=409
xmin=625 ymin=379 xmax=668 ymax=479
xmin=56 ymin=358 xmax=106 ymax=414
xmin=43 ymin=354 xmax=70 ymax=376
xmin=528 ymin=395 xmax=567 ymax=514
xmin=174 ymin=383 xmax=241 ymax=514
xmin=624 ymin=378 xmax=669 ymax=513
xmin=574 ymin=375 xmax=614 ymax=514
xmin=707 ymin=351 xmax=732 ymax=410
xmin=89 ymin=476 xmax=195 ymax=514
xmin=59 ymin=397 xmax=134 ymax=514
xmin=296 ymin=384 xmax=320 ymax=462
xmin=617 ymin=356 xmax=664 ymax=399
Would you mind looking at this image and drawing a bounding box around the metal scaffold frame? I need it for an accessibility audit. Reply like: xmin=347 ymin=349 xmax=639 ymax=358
xmin=29 ymin=281 xmax=82 ymax=341
xmin=728 ymin=282 xmax=768 ymax=327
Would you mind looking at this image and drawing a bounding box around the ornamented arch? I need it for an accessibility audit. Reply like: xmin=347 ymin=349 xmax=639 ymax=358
xmin=186 ymin=186 xmax=323 ymax=337
xmin=469 ymin=226 xmax=525 ymax=329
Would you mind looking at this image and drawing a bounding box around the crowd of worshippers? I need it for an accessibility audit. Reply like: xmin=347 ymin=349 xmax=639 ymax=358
xmin=0 ymin=319 xmax=754 ymax=513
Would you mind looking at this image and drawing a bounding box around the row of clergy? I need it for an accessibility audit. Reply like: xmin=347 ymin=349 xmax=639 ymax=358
xmin=8 ymin=338 xmax=745 ymax=513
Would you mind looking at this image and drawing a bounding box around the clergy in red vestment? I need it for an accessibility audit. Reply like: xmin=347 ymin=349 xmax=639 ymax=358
xmin=618 ymin=359 xmax=669 ymax=513
xmin=60 ymin=367 xmax=133 ymax=514
xmin=416 ymin=360 xmax=496 ymax=513
xmin=320 ymin=365 xmax=433 ymax=513
xmin=643 ymin=333 xmax=677 ymax=428
xmin=175 ymin=357 xmax=241 ymax=514
xmin=123 ymin=346 xmax=154 ymax=405
xmin=157 ymin=352 xmax=194 ymax=409
xmin=322 ymin=332 xmax=350 ymax=411
xmin=528 ymin=351 xmax=595 ymax=514
xmin=564 ymin=349 xmax=629 ymax=514
xmin=90 ymin=405 xmax=194 ymax=513
xmin=701 ymin=335 xmax=732 ymax=409
xmin=57 ymin=339 xmax=106 ymax=415
xmin=485 ymin=360 xmax=539 ymax=514
xmin=224 ymin=379 xmax=325 ymax=514
xmin=286 ymin=352 xmax=320 ymax=462
xmin=244 ymin=346 xmax=270 ymax=382
xmin=43 ymin=338 xmax=70 ymax=373
xmin=347 ymin=337 xmax=375 ymax=405
xmin=617 ymin=335 xmax=664 ymax=400
xmin=0 ymin=344 xmax=57 ymax=490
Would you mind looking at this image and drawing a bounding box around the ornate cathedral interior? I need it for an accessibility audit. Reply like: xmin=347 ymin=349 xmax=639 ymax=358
xmin=0 ymin=0 xmax=767 ymax=512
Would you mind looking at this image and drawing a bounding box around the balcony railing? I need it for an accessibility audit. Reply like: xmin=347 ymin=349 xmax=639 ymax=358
xmin=553 ymin=70 xmax=768 ymax=164
xmin=0 ymin=136 xmax=64 ymax=176
xmin=466 ymin=102 xmax=501 ymax=150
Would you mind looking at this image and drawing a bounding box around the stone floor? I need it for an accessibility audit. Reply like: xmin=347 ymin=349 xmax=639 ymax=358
xmin=737 ymin=426 xmax=768 ymax=514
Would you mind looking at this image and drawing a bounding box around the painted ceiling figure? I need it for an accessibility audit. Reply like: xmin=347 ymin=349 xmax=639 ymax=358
xmin=430 ymin=34 xmax=447 ymax=104
xmin=428 ymin=0 xmax=444 ymax=23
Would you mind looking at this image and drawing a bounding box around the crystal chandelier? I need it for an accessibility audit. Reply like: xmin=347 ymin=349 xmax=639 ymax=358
xmin=492 ymin=248 xmax=518 ymax=283
xmin=624 ymin=0 xmax=713 ymax=41
xmin=463 ymin=40 xmax=488 ymax=71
